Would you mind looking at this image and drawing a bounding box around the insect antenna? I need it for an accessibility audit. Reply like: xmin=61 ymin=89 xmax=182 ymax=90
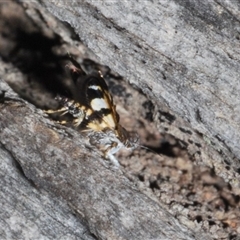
xmin=133 ymin=142 xmax=162 ymax=156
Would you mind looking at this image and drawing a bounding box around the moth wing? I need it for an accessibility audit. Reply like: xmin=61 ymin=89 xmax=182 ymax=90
xmin=68 ymin=71 xmax=118 ymax=132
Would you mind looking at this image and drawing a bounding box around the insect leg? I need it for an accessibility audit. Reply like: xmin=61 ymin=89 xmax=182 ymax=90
xmin=44 ymin=107 xmax=69 ymax=115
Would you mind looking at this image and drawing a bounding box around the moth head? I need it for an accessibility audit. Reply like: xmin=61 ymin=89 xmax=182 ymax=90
xmin=116 ymin=125 xmax=139 ymax=150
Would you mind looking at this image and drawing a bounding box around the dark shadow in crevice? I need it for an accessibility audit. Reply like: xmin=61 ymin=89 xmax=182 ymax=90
xmin=0 ymin=2 xmax=73 ymax=106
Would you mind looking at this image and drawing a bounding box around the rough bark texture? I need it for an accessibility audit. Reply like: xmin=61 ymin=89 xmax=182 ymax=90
xmin=1 ymin=0 xmax=240 ymax=239
xmin=0 ymin=79 xmax=204 ymax=239
xmin=41 ymin=0 xmax=240 ymax=175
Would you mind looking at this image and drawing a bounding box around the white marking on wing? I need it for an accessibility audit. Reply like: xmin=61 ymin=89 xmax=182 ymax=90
xmin=88 ymin=85 xmax=100 ymax=90
xmin=91 ymin=98 xmax=108 ymax=111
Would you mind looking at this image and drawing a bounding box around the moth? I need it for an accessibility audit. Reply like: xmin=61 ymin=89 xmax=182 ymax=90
xmin=46 ymin=59 xmax=138 ymax=166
